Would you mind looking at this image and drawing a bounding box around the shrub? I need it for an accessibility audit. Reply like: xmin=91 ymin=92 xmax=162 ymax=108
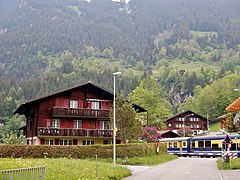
xmin=0 ymin=143 xmax=167 ymax=159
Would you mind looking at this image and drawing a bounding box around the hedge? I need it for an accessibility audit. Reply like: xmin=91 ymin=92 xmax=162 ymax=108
xmin=0 ymin=143 xmax=167 ymax=159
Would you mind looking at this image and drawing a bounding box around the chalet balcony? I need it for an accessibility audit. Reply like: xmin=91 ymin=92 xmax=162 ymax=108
xmin=38 ymin=127 xmax=113 ymax=138
xmin=52 ymin=107 xmax=110 ymax=118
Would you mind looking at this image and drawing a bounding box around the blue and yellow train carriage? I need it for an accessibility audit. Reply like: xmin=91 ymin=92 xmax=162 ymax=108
xmin=191 ymin=134 xmax=240 ymax=157
xmin=159 ymin=134 xmax=240 ymax=157
xmin=159 ymin=137 xmax=191 ymax=156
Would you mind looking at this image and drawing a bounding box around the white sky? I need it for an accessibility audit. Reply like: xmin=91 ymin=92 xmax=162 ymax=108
xmin=112 ymin=0 xmax=131 ymax=3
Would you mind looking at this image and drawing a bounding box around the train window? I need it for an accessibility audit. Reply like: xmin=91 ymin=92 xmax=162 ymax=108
xmin=192 ymin=141 xmax=195 ymax=148
xmin=174 ymin=142 xmax=178 ymax=148
xmin=230 ymin=143 xmax=237 ymax=151
xmin=222 ymin=143 xmax=226 ymax=150
xmin=183 ymin=141 xmax=186 ymax=147
xmin=212 ymin=144 xmax=219 ymax=150
xmin=169 ymin=142 xmax=172 ymax=148
xmin=198 ymin=141 xmax=204 ymax=148
xmin=205 ymin=141 xmax=211 ymax=148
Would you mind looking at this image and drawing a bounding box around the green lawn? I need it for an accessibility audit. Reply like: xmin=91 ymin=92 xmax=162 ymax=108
xmin=0 ymin=158 xmax=130 ymax=180
xmin=100 ymin=154 xmax=177 ymax=166
xmin=209 ymin=121 xmax=221 ymax=132
xmin=217 ymin=158 xmax=240 ymax=170
xmin=0 ymin=155 xmax=177 ymax=179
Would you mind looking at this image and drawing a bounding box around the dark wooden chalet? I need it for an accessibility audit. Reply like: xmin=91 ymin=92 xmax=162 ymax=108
xmin=166 ymin=110 xmax=207 ymax=135
xmin=14 ymin=81 xmax=146 ymax=145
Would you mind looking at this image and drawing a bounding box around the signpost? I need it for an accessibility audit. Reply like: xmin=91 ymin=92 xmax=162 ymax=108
xmin=222 ymin=134 xmax=232 ymax=163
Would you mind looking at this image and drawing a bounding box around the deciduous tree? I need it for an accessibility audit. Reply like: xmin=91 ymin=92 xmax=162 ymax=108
xmin=128 ymin=77 xmax=172 ymax=126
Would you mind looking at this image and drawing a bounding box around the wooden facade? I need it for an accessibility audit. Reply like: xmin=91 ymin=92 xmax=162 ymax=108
xmin=217 ymin=114 xmax=232 ymax=129
xmin=14 ymin=81 xmax=146 ymax=146
xmin=166 ymin=110 xmax=207 ymax=135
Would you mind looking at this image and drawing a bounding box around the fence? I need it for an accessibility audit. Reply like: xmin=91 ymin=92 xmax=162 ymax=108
xmin=0 ymin=166 xmax=45 ymax=180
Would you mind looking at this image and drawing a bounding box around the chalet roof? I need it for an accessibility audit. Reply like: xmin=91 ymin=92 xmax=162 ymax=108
xmin=166 ymin=110 xmax=207 ymax=122
xmin=217 ymin=113 xmax=232 ymax=120
xmin=14 ymin=81 xmax=147 ymax=114
xmin=226 ymin=97 xmax=240 ymax=112
xmin=157 ymin=130 xmax=179 ymax=135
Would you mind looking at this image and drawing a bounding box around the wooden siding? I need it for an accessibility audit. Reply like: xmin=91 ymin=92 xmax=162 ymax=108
xmin=52 ymin=107 xmax=110 ymax=118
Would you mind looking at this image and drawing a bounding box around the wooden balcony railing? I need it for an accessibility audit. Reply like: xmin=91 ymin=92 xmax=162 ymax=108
xmin=52 ymin=107 xmax=109 ymax=118
xmin=38 ymin=127 xmax=113 ymax=137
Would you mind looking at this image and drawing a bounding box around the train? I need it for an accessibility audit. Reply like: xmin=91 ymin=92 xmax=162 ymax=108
xmin=158 ymin=133 xmax=240 ymax=157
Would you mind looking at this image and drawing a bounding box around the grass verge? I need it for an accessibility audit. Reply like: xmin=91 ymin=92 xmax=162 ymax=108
xmin=117 ymin=154 xmax=177 ymax=166
xmin=217 ymin=158 xmax=240 ymax=170
xmin=0 ymin=154 xmax=177 ymax=179
xmin=98 ymin=154 xmax=177 ymax=166
xmin=209 ymin=121 xmax=220 ymax=132
xmin=0 ymin=158 xmax=131 ymax=180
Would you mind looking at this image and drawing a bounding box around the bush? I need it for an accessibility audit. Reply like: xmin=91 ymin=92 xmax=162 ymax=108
xmin=0 ymin=143 xmax=167 ymax=159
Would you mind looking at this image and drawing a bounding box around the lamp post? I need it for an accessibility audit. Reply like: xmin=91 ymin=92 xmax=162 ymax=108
xmin=207 ymin=107 xmax=215 ymax=132
xmin=113 ymin=71 xmax=121 ymax=168
xmin=183 ymin=113 xmax=194 ymax=137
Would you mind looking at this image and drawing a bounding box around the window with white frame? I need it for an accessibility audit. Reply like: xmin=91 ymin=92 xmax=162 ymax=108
xmin=178 ymin=117 xmax=184 ymax=121
xmin=70 ymin=100 xmax=78 ymax=108
xmin=74 ymin=120 xmax=82 ymax=129
xmin=52 ymin=119 xmax=60 ymax=128
xmin=82 ymin=140 xmax=94 ymax=145
xmin=60 ymin=139 xmax=72 ymax=146
xmin=91 ymin=102 xmax=100 ymax=109
xmin=100 ymin=121 xmax=109 ymax=130
xmin=45 ymin=139 xmax=54 ymax=145
xmin=190 ymin=117 xmax=199 ymax=122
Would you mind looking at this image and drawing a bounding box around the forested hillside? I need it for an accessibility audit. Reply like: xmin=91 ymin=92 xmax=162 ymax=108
xmin=0 ymin=0 xmax=240 ymax=137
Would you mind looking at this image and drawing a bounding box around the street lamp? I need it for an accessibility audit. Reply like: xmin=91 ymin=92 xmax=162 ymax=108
xmin=183 ymin=113 xmax=194 ymax=137
xmin=207 ymin=107 xmax=215 ymax=132
xmin=113 ymin=71 xmax=121 ymax=168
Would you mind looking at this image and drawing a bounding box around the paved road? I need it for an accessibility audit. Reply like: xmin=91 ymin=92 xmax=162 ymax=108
xmin=123 ymin=157 xmax=240 ymax=180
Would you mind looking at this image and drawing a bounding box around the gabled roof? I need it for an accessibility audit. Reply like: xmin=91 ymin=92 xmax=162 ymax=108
xmin=157 ymin=130 xmax=179 ymax=135
xmin=166 ymin=110 xmax=206 ymax=122
xmin=14 ymin=81 xmax=147 ymax=114
xmin=226 ymin=97 xmax=240 ymax=112
xmin=217 ymin=113 xmax=232 ymax=120
xmin=14 ymin=81 xmax=111 ymax=114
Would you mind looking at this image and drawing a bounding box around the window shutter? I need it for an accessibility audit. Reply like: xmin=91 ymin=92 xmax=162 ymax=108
xmin=46 ymin=119 xmax=51 ymax=127
xmin=73 ymin=139 xmax=78 ymax=145
xmin=79 ymin=100 xmax=83 ymax=108
xmin=55 ymin=139 xmax=59 ymax=145
xmin=40 ymin=139 xmax=45 ymax=145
